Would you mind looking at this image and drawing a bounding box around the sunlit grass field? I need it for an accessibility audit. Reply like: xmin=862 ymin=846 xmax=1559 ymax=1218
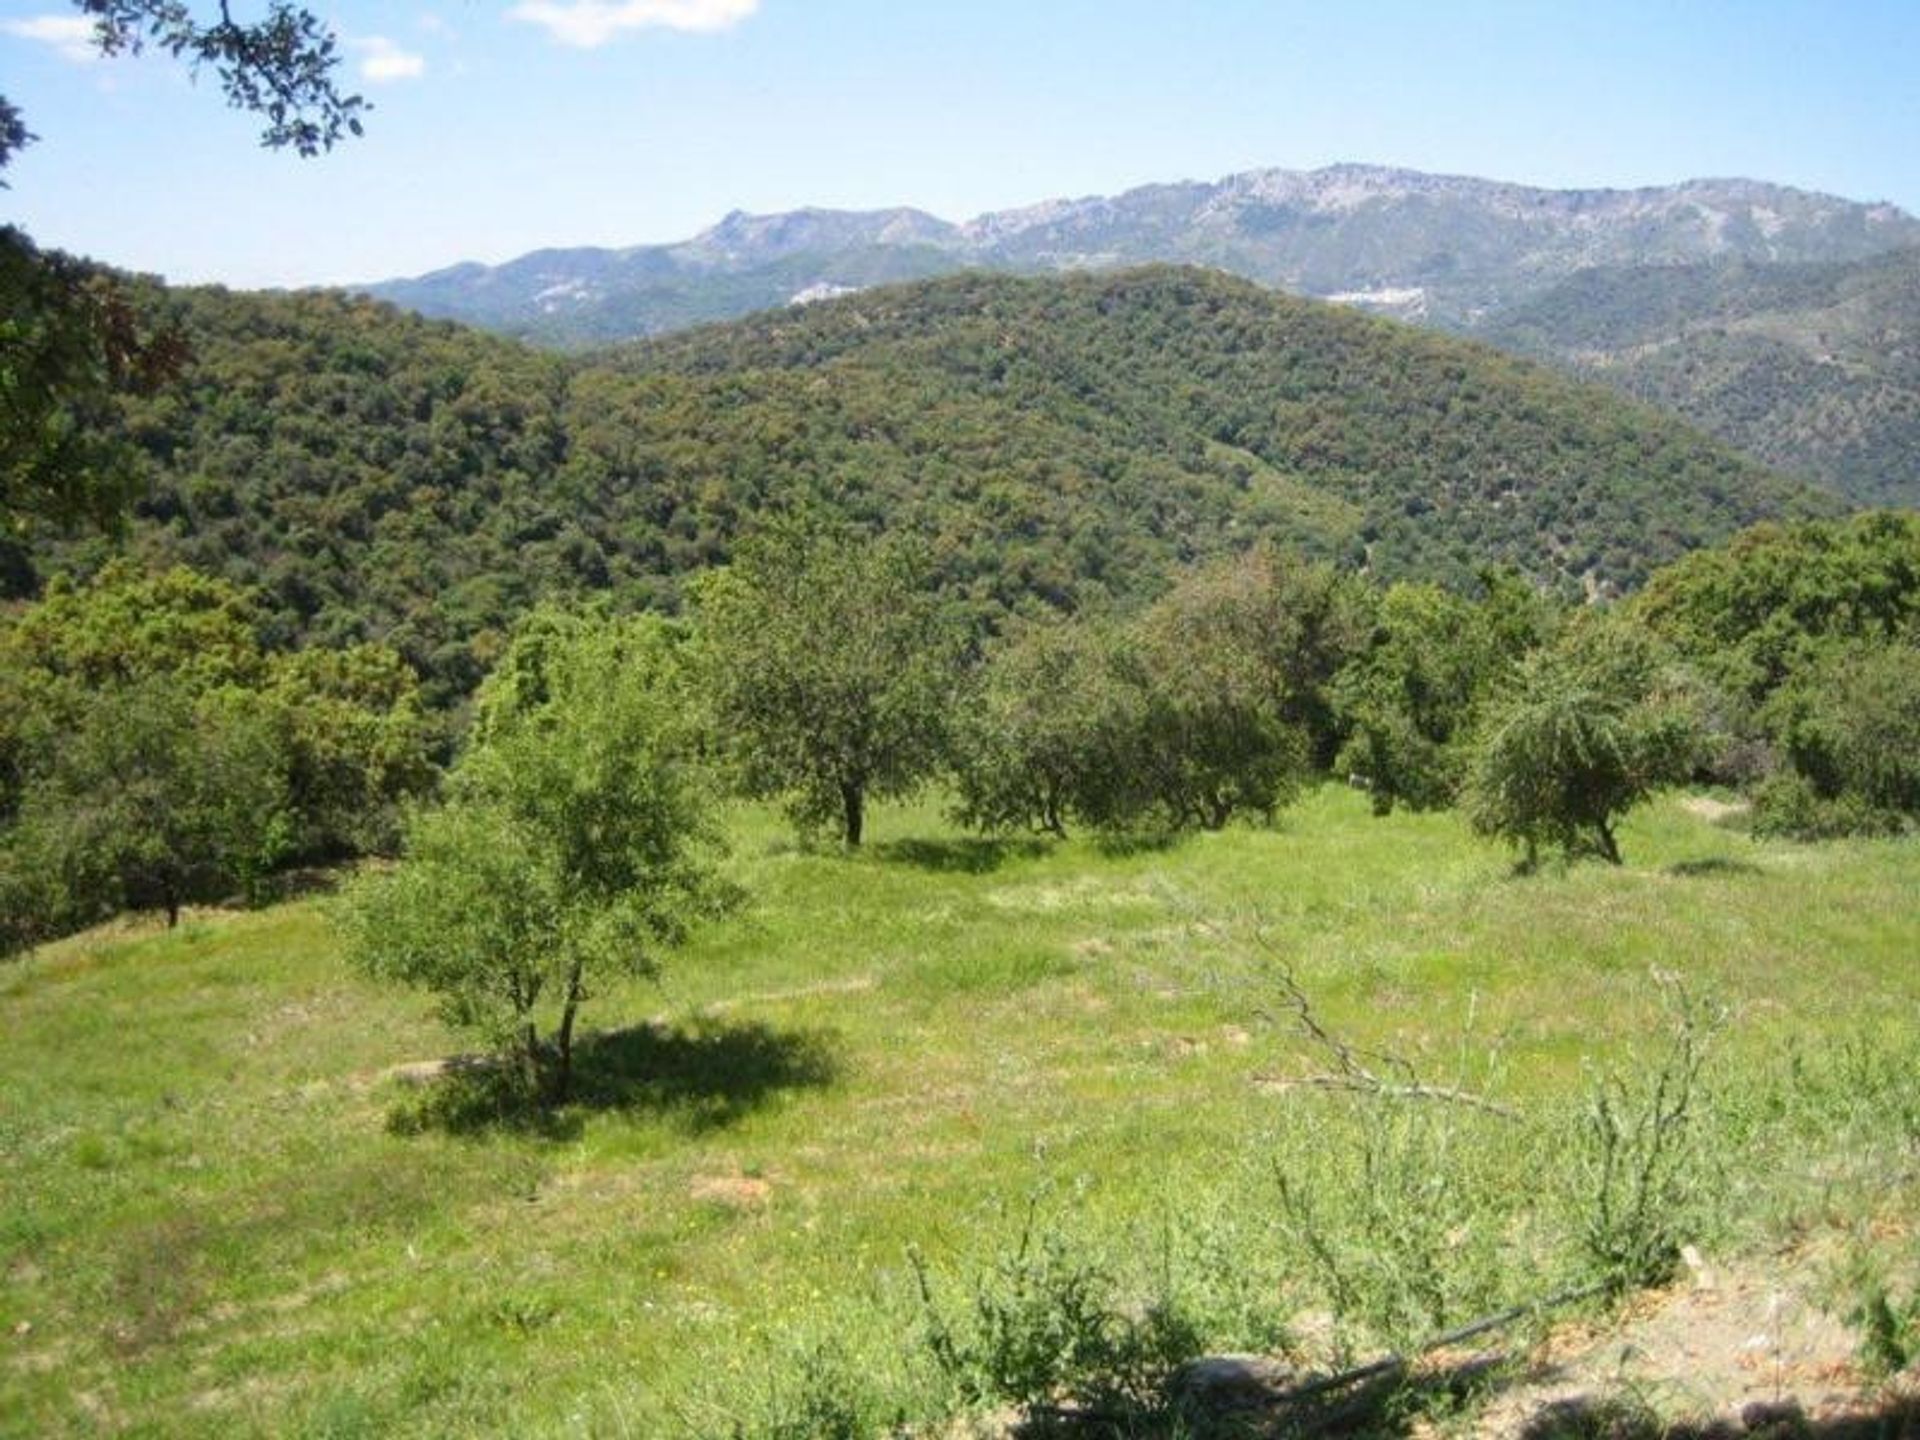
xmin=3 ymin=787 xmax=1916 ymax=1436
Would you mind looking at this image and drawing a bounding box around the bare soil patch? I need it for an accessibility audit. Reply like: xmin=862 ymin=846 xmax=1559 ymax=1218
xmin=1681 ymin=796 xmax=1753 ymax=824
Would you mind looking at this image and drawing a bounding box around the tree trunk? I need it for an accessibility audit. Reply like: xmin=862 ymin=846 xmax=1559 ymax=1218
xmin=164 ymin=886 xmax=180 ymax=929
xmin=1595 ymin=818 xmax=1622 ymax=866
xmin=519 ymin=1021 xmax=543 ymax=1095
xmin=551 ymin=962 xmax=584 ymax=1103
xmin=840 ymin=781 xmax=865 ymax=848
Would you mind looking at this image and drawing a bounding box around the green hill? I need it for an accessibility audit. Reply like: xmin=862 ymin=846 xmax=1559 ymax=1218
xmin=1485 ymin=247 xmax=1920 ymax=507
xmin=26 ymin=266 xmax=1827 ymax=704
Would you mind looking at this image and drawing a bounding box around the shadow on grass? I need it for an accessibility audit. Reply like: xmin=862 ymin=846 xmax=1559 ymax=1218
xmin=1307 ymin=1370 xmax=1920 ymax=1440
xmin=1012 ymin=1358 xmax=1920 ymax=1439
xmin=387 ymin=1018 xmax=841 ymax=1141
xmin=260 ymin=863 xmax=352 ymax=903
xmin=873 ymin=835 xmax=1054 ymax=874
xmin=1666 ymin=857 xmax=1764 ymax=879
xmin=1516 ymin=1392 xmax=1920 ymax=1439
xmin=1092 ymin=830 xmax=1182 ymax=859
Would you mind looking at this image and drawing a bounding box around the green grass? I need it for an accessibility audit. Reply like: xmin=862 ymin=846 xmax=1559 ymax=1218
xmin=2 ymin=787 xmax=1917 ymax=1436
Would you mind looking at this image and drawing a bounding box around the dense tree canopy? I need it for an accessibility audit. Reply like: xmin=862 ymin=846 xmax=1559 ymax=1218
xmin=0 ymin=564 xmax=430 ymax=949
xmin=16 ymin=268 xmax=1826 ymax=708
xmin=1633 ymin=511 xmax=1920 ymax=704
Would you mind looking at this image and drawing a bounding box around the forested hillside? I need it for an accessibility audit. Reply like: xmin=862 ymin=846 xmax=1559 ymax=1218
xmin=22 ymin=266 xmax=1827 ymax=704
xmin=1487 ymin=247 xmax=1920 ymax=507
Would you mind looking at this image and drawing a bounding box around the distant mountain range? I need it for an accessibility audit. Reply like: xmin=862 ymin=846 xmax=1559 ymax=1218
xmin=356 ymin=165 xmax=1920 ymax=508
xmin=361 ymin=164 xmax=1920 ymax=347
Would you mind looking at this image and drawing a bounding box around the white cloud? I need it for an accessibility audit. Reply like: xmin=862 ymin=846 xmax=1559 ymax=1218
xmin=508 ymin=0 xmax=760 ymax=49
xmin=1 ymin=15 xmax=99 ymax=64
xmin=354 ymin=35 xmax=427 ymax=84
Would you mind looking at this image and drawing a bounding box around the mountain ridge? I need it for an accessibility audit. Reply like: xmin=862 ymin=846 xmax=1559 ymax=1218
xmin=360 ymin=163 xmax=1920 ymax=346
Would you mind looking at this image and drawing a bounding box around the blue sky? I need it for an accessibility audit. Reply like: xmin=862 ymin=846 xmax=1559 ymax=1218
xmin=2 ymin=0 xmax=1917 ymax=288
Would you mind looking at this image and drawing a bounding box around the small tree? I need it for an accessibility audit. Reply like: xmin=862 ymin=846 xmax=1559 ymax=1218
xmin=696 ymin=522 xmax=964 ymax=846
xmin=339 ymin=613 xmax=729 ymax=1101
xmin=950 ymin=615 xmax=1130 ymax=838
xmin=1463 ymin=615 xmax=1703 ymax=866
xmin=1113 ymin=549 xmax=1329 ymax=831
xmin=6 ymin=677 xmax=293 ymax=939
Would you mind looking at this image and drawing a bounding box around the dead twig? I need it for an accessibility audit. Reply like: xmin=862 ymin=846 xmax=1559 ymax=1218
xmin=1208 ymin=911 xmax=1518 ymax=1120
xmin=1254 ymin=1071 xmax=1520 ymax=1120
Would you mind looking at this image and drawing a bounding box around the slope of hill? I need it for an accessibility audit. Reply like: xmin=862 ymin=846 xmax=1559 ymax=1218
xmin=28 ymin=266 xmax=1827 ymax=704
xmin=598 ymin=267 xmax=1824 ymax=590
xmin=360 ymin=164 xmax=1920 ymax=347
xmin=1484 ymin=247 xmax=1920 ymax=506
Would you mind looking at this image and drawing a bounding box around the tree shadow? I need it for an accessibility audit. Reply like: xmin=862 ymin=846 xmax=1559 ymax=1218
xmin=1281 ymin=1364 xmax=1920 ymax=1440
xmin=1516 ymin=1392 xmax=1920 ymax=1439
xmin=1015 ymin=1357 xmax=1920 ymax=1439
xmin=386 ymin=1018 xmax=841 ymax=1141
xmin=873 ymin=835 xmax=1053 ymax=874
xmin=1092 ymin=830 xmax=1182 ymax=859
xmin=260 ymin=864 xmax=349 ymax=902
xmin=1666 ymin=857 xmax=1764 ymax=879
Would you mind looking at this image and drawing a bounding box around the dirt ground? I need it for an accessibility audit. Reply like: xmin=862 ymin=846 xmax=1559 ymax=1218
xmin=1447 ymin=1252 xmax=1918 ymax=1437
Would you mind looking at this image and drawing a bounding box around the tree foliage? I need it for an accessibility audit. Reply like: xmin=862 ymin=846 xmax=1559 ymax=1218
xmin=952 ymin=548 xmax=1360 ymax=836
xmin=1334 ymin=571 xmax=1558 ymax=815
xmin=0 ymin=563 xmax=430 ymax=950
xmin=1634 ymin=513 xmax=1920 ymax=832
xmin=73 ymin=1 xmax=367 ymax=157
xmin=1114 ymin=549 xmax=1334 ymax=830
xmin=1754 ymin=640 xmax=1920 ymax=838
xmin=949 ymin=617 xmax=1118 ymax=838
xmin=339 ymin=611 xmax=731 ymax=1100
xmin=3 ymin=2 xmax=364 ymax=169
xmin=1635 ymin=512 xmax=1920 ymax=704
xmin=1462 ymin=615 xmax=1705 ymax=865
xmin=2 ymin=230 xmax=190 ymax=539
xmin=695 ymin=522 xmax=965 ymax=846
xmin=1 ymin=677 xmax=291 ymax=940
xmin=19 ymin=268 xmax=1821 ymax=704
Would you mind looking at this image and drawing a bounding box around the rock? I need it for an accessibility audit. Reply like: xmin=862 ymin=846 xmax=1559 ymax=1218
xmin=1170 ymin=1353 xmax=1297 ymax=1415
xmin=1739 ymin=1398 xmax=1808 ymax=1435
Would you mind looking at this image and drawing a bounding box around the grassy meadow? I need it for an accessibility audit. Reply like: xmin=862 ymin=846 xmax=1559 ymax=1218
xmin=3 ymin=786 xmax=1917 ymax=1436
